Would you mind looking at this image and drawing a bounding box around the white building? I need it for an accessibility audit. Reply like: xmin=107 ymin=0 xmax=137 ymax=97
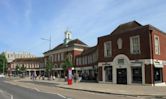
xmin=2 ymin=51 xmax=35 ymax=63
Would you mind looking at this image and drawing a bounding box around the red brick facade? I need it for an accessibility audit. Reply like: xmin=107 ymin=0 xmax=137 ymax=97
xmin=97 ymin=21 xmax=166 ymax=85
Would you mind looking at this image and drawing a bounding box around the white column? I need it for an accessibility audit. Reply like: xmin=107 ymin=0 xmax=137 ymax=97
xmin=102 ymin=66 xmax=105 ymax=82
xmin=127 ymin=66 xmax=132 ymax=84
xmin=113 ymin=66 xmax=117 ymax=84
xmin=142 ymin=64 xmax=145 ymax=84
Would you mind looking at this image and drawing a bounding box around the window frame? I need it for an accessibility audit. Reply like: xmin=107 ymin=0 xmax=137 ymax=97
xmin=154 ymin=35 xmax=160 ymax=55
xmin=104 ymin=41 xmax=112 ymax=57
xmin=130 ymin=35 xmax=141 ymax=54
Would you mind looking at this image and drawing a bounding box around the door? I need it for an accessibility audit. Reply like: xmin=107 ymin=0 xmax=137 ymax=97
xmin=117 ymin=68 xmax=127 ymax=84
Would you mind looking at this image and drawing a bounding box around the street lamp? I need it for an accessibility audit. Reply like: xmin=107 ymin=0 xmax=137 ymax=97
xmin=41 ymin=34 xmax=52 ymax=50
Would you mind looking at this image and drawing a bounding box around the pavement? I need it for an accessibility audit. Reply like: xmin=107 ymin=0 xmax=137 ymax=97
xmin=6 ymin=77 xmax=166 ymax=97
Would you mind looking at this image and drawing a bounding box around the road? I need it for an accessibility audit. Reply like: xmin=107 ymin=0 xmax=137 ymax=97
xmin=1 ymin=78 xmax=166 ymax=99
xmin=0 ymin=78 xmax=66 ymax=99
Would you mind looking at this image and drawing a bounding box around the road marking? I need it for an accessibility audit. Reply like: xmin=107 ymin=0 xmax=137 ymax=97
xmin=10 ymin=95 xmax=13 ymax=99
xmin=33 ymin=88 xmax=70 ymax=99
xmin=34 ymin=87 xmax=40 ymax=92
xmin=0 ymin=89 xmax=14 ymax=99
xmin=57 ymin=93 xmax=67 ymax=98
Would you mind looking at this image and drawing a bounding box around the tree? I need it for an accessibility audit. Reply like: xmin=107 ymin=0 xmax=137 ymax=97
xmin=15 ymin=65 xmax=20 ymax=76
xmin=45 ymin=59 xmax=53 ymax=80
xmin=20 ymin=65 xmax=26 ymax=77
xmin=0 ymin=53 xmax=7 ymax=74
xmin=62 ymin=58 xmax=73 ymax=78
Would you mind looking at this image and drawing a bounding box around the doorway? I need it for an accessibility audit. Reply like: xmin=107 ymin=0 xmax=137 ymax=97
xmin=117 ymin=68 xmax=127 ymax=84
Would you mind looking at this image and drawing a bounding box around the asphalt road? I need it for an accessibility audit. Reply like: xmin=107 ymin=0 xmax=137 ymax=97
xmin=0 ymin=78 xmax=66 ymax=99
xmin=19 ymin=80 xmax=166 ymax=99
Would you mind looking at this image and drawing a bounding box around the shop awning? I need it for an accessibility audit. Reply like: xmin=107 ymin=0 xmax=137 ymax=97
xmin=154 ymin=64 xmax=163 ymax=68
xmin=154 ymin=61 xmax=163 ymax=68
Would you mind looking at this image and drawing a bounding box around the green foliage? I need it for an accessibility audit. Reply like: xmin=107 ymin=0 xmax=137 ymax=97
xmin=62 ymin=58 xmax=73 ymax=71
xmin=15 ymin=65 xmax=20 ymax=75
xmin=0 ymin=53 xmax=7 ymax=73
xmin=20 ymin=65 xmax=26 ymax=72
xmin=45 ymin=59 xmax=53 ymax=73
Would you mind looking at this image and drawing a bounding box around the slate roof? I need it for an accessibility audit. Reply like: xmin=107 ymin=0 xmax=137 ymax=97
xmin=111 ymin=20 xmax=142 ymax=35
xmin=44 ymin=39 xmax=87 ymax=54
xmin=77 ymin=45 xmax=97 ymax=56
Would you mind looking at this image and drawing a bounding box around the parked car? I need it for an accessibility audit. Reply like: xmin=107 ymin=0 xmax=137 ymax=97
xmin=0 ymin=74 xmax=5 ymax=78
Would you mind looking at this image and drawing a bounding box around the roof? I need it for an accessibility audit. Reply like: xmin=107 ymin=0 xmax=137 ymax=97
xmin=148 ymin=24 xmax=166 ymax=35
xmin=111 ymin=20 xmax=142 ymax=35
xmin=44 ymin=39 xmax=87 ymax=54
xmin=13 ymin=57 xmax=44 ymax=62
xmin=78 ymin=45 xmax=97 ymax=56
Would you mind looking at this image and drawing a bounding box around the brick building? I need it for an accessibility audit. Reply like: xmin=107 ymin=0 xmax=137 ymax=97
xmin=75 ymin=46 xmax=98 ymax=81
xmin=43 ymin=30 xmax=88 ymax=78
xmin=97 ymin=21 xmax=166 ymax=85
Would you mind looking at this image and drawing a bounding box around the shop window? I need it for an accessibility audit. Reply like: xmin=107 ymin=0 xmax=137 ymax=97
xmin=154 ymin=68 xmax=162 ymax=82
xmin=105 ymin=66 xmax=112 ymax=82
xmin=132 ymin=67 xmax=142 ymax=83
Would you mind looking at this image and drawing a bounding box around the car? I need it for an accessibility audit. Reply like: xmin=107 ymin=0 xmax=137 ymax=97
xmin=0 ymin=74 xmax=5 ymax=78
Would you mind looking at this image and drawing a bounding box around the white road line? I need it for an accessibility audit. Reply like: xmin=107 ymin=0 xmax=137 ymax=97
xmin=10 ymin=95 xmax=13 ymax=99
xmin=56 ymin=93 xmax=67 ymax=99
xmin=34 ymin=87 xmax=40 ymax=92
xmin=0 ymin=89 xmax=14 ymax=99
xmin=35 ymin=89 xmax=69 ymax=99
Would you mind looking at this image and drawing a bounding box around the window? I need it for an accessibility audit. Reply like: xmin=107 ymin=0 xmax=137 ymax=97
xmin=58 ymin=54 xmax=60 ymax=61
xmin=132 ymin=67 xmax=142 ymax=83
xmin=117 ymin=38 xmax=123 ymax=49
xmin=104 ymin=41 xmax=112 ymax=57
xmin=154 ymin=68 xmax=162 ymax=82
xmin=85 ymin=56 xmax=87 ymax=65
xmin=154 ymin=35 xmax=160 ymax=55
xmin=79 ymin=58 xmax=82 ymax=65
xmin=76 ymin=58 xmax=79 ymax=65
xmin=130 ymin=35 xmax=140 ymax=54
xmin=118 ymin=59 xmax=124 ymax=65
xmin=105 ymin=66 xmax=112 ymax=82
xmin=54 ymin=54 xmax=57 ymax=62
xmin=61 ymin=53 xmax=64 ymax=61
xmin=49 ymin=55 xmax=53 ymax=62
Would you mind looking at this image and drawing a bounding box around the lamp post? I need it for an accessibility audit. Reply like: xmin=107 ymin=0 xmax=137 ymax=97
xmin=41 ymin=34 xmax=52 ymax=50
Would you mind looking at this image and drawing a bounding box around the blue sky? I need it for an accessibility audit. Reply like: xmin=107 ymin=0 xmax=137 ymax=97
xmin=0 ymin=0 xmax=166 ymax=56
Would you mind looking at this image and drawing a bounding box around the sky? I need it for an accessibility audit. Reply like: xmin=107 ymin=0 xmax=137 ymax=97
xmin=0 ymin=0 xmax=166 ymax=56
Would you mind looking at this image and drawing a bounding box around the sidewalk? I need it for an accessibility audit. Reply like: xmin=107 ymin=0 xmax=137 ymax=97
xmin=10 ymin=77 xmax=166 ymax=97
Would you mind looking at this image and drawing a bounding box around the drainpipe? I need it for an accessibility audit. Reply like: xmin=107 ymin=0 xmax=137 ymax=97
xmin=149 ymin=29 xmax=154 ymax=85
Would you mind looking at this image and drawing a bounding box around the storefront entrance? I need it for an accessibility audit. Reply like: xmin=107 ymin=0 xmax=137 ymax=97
xmin=117 ymin=68 xmax=127 ymax=84
xmin=154 ymin=68 xmax=163 ymax=82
